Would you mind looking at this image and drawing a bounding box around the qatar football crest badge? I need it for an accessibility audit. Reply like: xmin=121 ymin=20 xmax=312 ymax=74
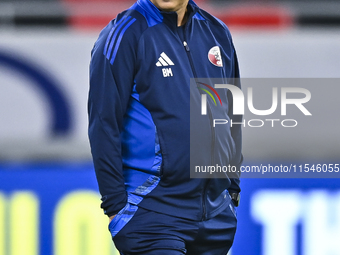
xmin=208 ymin=46 xmax=223 ymax=67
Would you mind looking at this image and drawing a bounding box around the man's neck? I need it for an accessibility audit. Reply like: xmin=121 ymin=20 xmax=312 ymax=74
xmin=176 ymin=4 xmax=189 ymax=26
xmin=150 ymin=0 xmax=189 ymax=27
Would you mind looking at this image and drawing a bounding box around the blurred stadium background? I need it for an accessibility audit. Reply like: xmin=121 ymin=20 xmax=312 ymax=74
xmin=0 ymin=0 xmax=340 ymax=254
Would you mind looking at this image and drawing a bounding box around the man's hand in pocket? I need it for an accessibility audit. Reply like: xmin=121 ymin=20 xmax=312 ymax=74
xmin=109 ymin=215 xmax=116 ymax=223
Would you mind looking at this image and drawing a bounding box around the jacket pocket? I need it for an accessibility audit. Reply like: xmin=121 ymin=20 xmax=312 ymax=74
xmin=108 ymin=202 xmax=138 ymax=238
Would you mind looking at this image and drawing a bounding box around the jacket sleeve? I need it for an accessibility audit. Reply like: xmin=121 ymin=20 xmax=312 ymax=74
xmin=88 ymin=19 xmax=137 ymax=216
xmin=227 ymin=43 xmax=243 ymax=195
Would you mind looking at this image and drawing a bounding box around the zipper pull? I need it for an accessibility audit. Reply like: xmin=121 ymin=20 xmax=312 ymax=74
xmin=183 ymin=41 xmax=190 ymax=52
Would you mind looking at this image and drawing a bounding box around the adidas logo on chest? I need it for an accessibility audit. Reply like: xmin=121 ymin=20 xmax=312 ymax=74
xmin=155 ymin=52 xmax=174 ymax=78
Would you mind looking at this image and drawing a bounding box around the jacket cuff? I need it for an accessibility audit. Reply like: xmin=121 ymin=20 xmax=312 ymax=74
xmin=100 ymin=191 xmax=128 ymax=217
xmin=228 ymin=157 xmax=243 ymax=194
xmin=228 ymin=178 xmax=241 ymax=194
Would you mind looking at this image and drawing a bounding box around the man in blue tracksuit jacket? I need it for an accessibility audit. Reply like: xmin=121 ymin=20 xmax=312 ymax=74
xmin=88 ymin=0 xmax=243 ymax=254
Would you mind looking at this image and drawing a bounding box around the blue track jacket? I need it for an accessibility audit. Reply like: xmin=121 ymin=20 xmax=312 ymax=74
xmin=89 ymin=0 xmax=243 ymax=221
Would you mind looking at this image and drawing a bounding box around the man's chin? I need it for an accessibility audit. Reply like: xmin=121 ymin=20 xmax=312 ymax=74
xmin=156 ymin=4 xmax=178 ymax=12
xmin=151 ymin=0 xmax=186 ymax=12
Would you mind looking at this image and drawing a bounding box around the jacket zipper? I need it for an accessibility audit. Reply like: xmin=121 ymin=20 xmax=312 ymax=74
xmin=182 ymin=37 xmax=215 ymax=221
